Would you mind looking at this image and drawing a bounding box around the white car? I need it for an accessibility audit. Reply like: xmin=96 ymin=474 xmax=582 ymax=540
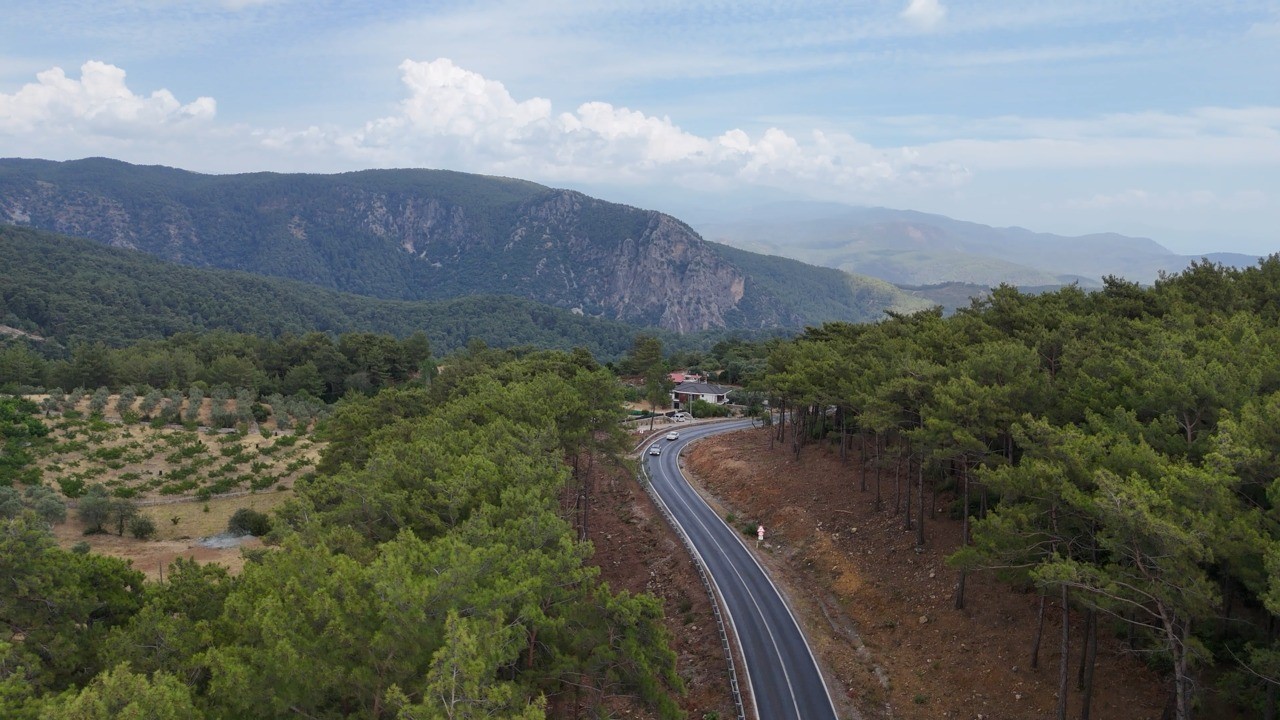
xmin=665 ymin=431 xmax=680 ymax=441
xmin=648 ymin=445 xmax=662 ymax=456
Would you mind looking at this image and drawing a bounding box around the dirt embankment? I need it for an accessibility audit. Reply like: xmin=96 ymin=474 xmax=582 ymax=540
xmin=581 ymin=454 xmax=739 ymax=719
xmin=677 ymin=426 xmax=1167 ymax=720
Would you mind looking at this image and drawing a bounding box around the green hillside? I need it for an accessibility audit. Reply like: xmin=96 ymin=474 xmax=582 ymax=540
xmin=0 ymin=225 xmax=665 ymax=359
xmin=1 ymin=157 xmax=926 ymax=331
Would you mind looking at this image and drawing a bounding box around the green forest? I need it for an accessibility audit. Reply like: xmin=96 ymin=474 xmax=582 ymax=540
xmin=0 ymin=224 xmax=668 ymax=360
xmin=1 ymin=347 xmax=687 ymax=719
xmin=755 ymin=256 xmax=1280 ymax=719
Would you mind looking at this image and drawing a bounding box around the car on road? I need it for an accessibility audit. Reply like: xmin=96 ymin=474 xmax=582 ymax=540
xmin=648 ymin=445 xmax=662 ymax=456
xmin=665 ymin=431 xmax=680 ymax=441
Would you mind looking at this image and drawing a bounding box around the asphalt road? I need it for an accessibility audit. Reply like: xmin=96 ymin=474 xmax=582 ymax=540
xmin=644 ymin=420 xmax=840 ymax=720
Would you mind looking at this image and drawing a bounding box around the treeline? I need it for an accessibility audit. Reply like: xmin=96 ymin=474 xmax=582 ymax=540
xmin=0 ymin=329 xmax=433 ymax=403
xmin=1 ymin=319 xmax=782 ymax=405
xmin=757 ymin=257 xmax=1280 ymax=719
xmin=1 ymin=347 xmax=686 ymax=719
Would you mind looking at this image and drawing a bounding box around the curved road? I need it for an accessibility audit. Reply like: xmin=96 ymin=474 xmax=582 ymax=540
xmin=644 ymin=420 xmax=839 ymax=720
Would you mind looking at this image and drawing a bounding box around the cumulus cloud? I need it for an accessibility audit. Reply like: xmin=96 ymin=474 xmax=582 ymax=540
xmin=901 ymin=0 xmax=947 ymax=31
xmin=0 ymin=61 xmax=215 ymax=137
xmin=294 ymin=58 xmax=966 ymax=195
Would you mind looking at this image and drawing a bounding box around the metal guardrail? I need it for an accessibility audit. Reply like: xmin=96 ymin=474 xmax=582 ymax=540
xmin=638 ymin=457 xmax=749 ymax=720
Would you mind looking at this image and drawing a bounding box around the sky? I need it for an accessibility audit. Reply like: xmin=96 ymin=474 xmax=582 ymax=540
xmin=1 ymin=0 xmax=1278 ymax=255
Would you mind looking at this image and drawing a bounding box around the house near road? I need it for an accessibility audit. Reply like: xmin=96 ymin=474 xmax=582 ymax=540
xmin=669 ymin=371 xmax=703 ymax=384
xmin=671 ymin=381 xmax=733 ymax=409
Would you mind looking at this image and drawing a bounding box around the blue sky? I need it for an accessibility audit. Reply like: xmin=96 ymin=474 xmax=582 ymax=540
xmin=2 ymin=0 xmax=1277 ymax=255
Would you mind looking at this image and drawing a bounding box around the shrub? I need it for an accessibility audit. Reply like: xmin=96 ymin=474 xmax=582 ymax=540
xmin=77 ymin=485 xmax=112 ymax=532
xmin=690 ymin=398 xmax=732 ymax=418
xmin=88 ymin=387 xmax=110 ymax=416
xmin=228 ymin=507 xmax=271 ymax=537
xmin=58 ymin=476 xmax=87 ymax=498
xmin=128 ymin=514 xmax=156 ymax=540
xmin=184 ymin=386 xmax=204 ymax=424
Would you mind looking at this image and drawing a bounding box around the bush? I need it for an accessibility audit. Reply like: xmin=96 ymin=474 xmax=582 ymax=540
xmin=128 ymin=514 xmax=156 ymax=540
xmin=77 ymin=485 xmax=112 ymax=532
xmin=228 ymin=507 xmax=271 ymax=537
xmin=58 ymin=476 xmax=87 ymax=498
xmin=690 ymin=398 xmax=732 ymax=418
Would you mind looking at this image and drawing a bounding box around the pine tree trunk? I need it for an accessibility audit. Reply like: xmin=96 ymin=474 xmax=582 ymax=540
xmin=1080 ymin=611 xmax=1098 ymax=720
xmin=896 ymin=445 xmax=906 ymax=512
xmin=1173 ymin=619 xmax=1192 ymax=720
xmin=903 ymin=454 xmax=913 ymax=531
xmin=1031 ymin=593 xmax=1046 ymax=669
xmin=874 ymin=433 xmax=883 ymax=511
xmin=915 ymin=457 xmax=926 ymax=547
xmin=1058 ymin=586 xmax=1070 ymax=720
xmin=954 ymin=462 xmax=970 ymax=610
xmin=840 ymin=413 xmax=847 ymax=462
xmin=791 ymin=406 xmax=801 ymax=460
xmin=859 ymin=430 xmax=868 ymax=492
xmin=1077 ymin=610 xmax=1092 ymax=689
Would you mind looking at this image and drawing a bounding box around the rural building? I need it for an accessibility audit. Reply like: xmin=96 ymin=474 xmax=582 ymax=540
xmin=671 ymin=381 xmax=733 ymax=408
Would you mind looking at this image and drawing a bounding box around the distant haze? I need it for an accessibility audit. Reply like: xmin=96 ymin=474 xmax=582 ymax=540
xmin=687 ymin=200 xmax=1264 ymax=288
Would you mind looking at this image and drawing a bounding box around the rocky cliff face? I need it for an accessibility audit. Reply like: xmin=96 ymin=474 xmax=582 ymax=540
xmin=500 ymin=191 xmax=748 ymax=332
xmin=0 ymin=158 xmax=912 ymax=331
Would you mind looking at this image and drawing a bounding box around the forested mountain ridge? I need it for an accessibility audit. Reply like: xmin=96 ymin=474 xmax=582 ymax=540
xmin=0 ymin=224 xmax=666 ymax=360
xmin=0 ymin=157 xmax=926 ymax=331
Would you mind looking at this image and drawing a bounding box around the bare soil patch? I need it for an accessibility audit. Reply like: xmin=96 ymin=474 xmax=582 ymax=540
xmin=682 ymin=426 xmax=1167 ymax=720
xmin=582 ymin=455 xmax=738 ymax=720
xmin=51 ymin=487 xmax=291 ymax=579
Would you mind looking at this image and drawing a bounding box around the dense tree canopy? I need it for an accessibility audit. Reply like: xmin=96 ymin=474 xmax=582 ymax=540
xmin=1 ymin=348 xmax=682 ymax=719
xmin=755 ymin=256 xmax=1280 ymax=719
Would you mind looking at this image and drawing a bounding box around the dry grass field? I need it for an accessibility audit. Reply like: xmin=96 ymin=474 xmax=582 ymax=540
xmin=25 ymin=392 xmax=324 ymax=577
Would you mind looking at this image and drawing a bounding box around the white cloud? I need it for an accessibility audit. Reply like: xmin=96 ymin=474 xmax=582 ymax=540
xmin=269 ymin=58 xmax=966 ymax=195
xmin=1 ymin=56 xmax=1274 ymax=254
xmin=0 ymin=60 xmax=215 ymax=137
xmin=901 ymin=0 xmax=947 ymax=31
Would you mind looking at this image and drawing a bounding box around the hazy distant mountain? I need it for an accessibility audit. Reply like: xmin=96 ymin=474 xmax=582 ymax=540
xmin=0 ymin=158 xmax=928 ymax=332
xmin=695 ymin=202 xmax=1263 ymax=288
